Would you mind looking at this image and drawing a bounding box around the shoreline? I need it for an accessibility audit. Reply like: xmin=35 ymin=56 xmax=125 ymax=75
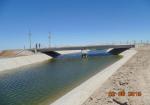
xmin=0 ymin=53 xmax=52 ymax=72
xmin=51 ymin=49 xmax=136 ymax=105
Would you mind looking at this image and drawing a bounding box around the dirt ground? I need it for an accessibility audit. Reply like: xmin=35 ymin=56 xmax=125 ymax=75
xmin=0 ymin=50 xmax=17 ymax=57
xmin=83 ymin=46 xmax=150 ymax=105
xmin=0 ymin=50 xmax=34 ymax=57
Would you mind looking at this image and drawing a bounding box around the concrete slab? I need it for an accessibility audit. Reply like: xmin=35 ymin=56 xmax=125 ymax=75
xmin=0 ymin=54 xmax=52 ymax=72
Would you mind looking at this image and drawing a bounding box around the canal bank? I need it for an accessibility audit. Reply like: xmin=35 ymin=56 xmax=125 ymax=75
xmin=83 ymin=46 xmax=150 ymax=105
xmin=0 ymin=53 xmax=52 ymax=72
xmin=51 ymin=49 xmax=137 ymax=105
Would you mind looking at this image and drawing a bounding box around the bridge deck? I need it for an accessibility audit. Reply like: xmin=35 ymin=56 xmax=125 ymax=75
xmin=31 ymin=44 xmax=134 ymax=52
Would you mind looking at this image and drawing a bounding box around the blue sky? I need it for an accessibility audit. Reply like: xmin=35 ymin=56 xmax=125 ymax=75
xmin=0 ymin=0 xmax=150 ymax=50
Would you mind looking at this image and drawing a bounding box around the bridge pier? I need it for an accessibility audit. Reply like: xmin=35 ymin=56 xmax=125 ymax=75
xmin=81 ymin=49 xmax=88 ymax=58
xmin=81 ymin=53 xmax=87 ymax=58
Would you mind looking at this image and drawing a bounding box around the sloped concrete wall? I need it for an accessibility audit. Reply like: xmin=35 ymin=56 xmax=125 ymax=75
xmin=0 ymin=54 xmax=52 ymax=71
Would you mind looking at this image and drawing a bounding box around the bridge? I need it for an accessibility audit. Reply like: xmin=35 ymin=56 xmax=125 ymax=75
xmin=29 ymin=44 xmax=135 ymax=58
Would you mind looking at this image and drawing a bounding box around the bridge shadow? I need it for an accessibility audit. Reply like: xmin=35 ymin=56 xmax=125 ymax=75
xmin=42 ymin=51 xmax=61 ymax=58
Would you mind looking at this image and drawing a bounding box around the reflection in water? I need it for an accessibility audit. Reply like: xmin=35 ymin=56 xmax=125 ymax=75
xmin=0 ymin=52 xmax=121 ymax=105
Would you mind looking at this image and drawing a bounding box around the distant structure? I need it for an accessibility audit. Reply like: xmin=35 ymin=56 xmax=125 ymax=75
xmin=24 ymin=45 xmax=25 ymax=50
xmin=48 ymin=32 xmax=51 ymax=48
xmin=28 ymin=30 xmax=32 ymax=49
xmin=39 ymin=43 xmax=41 ymax=48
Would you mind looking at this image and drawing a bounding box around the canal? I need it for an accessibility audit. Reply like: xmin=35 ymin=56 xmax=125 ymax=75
xmin=0 ymin=51 xmax=121 ymax=105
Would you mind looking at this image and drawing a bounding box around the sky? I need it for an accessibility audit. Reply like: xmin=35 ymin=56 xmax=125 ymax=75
xmin=0 ymin=0 xmax=150 ymax=50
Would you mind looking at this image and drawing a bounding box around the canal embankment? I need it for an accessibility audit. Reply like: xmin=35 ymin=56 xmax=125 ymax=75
xmin=51 ymin=49 xmax=137 ymax=105
xmin=83 ymin=46 xmax=150 ymax=105
xmin=0 ymin=53 xmax=52 ymax=71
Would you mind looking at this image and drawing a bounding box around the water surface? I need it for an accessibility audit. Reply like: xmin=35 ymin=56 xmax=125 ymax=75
xmin=0 ymin=52 xmax=121 ymax=105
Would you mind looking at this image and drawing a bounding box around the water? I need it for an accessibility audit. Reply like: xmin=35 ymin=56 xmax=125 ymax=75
xmin=0 ymin=52 xmax=121 ymax=105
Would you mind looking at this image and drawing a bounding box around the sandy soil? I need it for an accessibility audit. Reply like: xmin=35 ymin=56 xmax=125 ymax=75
xmin=83 ymin=46 xmax=150 ymax=105
xmin=0 ymin=50 xmax=16 ymax=57
xmin=0 ymin=50 xmax=34 ymax=57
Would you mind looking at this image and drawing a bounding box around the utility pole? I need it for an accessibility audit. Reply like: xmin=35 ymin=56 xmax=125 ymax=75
xmin=127 ymin=40 xmax=129 ymax=44
xmin=28 ymin=30 xmax=32 ymax=49
xmin=48 ymin=32 xmax=51 ymax=48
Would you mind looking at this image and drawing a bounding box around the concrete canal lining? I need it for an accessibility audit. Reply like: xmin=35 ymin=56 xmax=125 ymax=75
xmin=51 ymin=49 xmax=137 ymax=105
xmin=0 ymin=54 xmax=52 ymax=72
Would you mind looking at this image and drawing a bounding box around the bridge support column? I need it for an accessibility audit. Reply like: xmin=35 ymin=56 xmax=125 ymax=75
xmin=81 ymin=49 xmax=88 ymax=58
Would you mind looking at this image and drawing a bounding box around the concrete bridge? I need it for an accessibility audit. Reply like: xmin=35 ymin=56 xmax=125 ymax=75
xmin=30 ymin=44 xmax=135 ymax=58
